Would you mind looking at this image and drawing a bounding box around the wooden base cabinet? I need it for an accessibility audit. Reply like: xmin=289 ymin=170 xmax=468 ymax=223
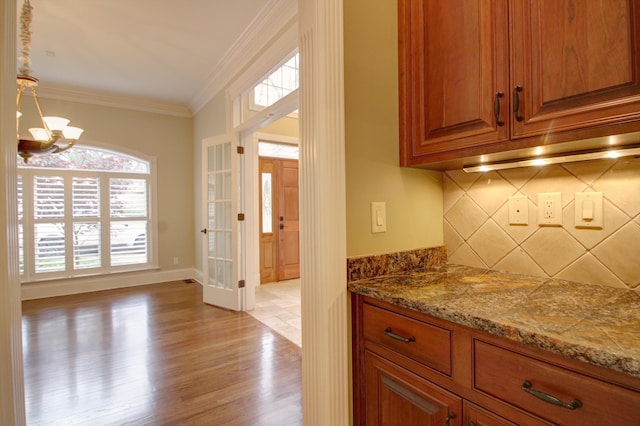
xmin=463 ymin=402 xmax=518 ymax=426
xmin=365 ymin=351 xmax=461 ymax=425
xmin=352 ymin=294 xmax=640 ymax=426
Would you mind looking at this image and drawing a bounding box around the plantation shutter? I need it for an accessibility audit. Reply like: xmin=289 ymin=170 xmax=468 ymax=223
xmin=109 ymin=178 xmax=148 ymax=266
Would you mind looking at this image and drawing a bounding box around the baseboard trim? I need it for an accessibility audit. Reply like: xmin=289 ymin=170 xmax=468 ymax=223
xmin=21 ymin=268 xmax=195 ymax=300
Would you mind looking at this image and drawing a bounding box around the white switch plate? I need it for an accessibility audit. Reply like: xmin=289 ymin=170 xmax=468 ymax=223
xmin=575 ymin=192 xmax=603 ymax=229
xmin=537 ymin=192 xmax=562 ymax=226
xmin=371 ymin=202 xmax=386 ymax=233
xmin=508 ymin=195 xmax=528 ymax=225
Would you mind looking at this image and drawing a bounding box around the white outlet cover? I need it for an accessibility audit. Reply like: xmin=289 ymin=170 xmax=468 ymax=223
xmin=575 ymin=192 xmax=603 ymax=229
xmin=537 ymin=192 xmax=562 ymax=226
xmin=508 ymin=195 xmax=528 ymax=225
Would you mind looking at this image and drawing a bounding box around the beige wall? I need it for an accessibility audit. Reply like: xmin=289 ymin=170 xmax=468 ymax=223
xmin=18 ymin=98 xmax=194 ymax=272
xmin=344 ymin=0 xmax=443 ymax=257
xmin=260 ymin=115 xmax=298 ymax=138
xmin=444 ymin=158 xmax=640 ymax=289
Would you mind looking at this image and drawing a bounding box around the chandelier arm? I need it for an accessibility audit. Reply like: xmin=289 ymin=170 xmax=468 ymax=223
xmin=53 ymin=140 xmax=76 ymax=154
xmin=29 ymin=87 xmax=51 ymax=133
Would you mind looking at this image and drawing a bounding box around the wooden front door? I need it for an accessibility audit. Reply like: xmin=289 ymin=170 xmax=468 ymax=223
xmin=277 ymin=159 xmax=300 ymax=281
xmin=259 ymin=157 xmax=300 ymax=283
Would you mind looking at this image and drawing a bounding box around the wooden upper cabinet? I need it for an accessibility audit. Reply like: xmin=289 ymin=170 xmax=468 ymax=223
xmin=399 ymin=0 xmax=510 ymax=165
xmin=400 ymin=0 xmax=640 ymax=167
xmin=511 ymin=0 xmax=640 ymax=138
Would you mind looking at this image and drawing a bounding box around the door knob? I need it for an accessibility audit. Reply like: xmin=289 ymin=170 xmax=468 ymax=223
xmin=279 ymin=216 xmax=284 ymax=221
xmin=279 ymin=223 xmax=284 ymax=230
xmin=200 ymin=228 xmax=207 ymax=234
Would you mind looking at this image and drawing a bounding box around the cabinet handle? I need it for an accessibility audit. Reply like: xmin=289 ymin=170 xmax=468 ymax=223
xmin=444 ymin=411 xmax=456 ymax=426
xmin=493 ymin=91 xmax=505 ymax=126
xmin=200 ymin=228 xmax=207 ymax=234
xmin=383 ymin=327 xmax=415 ymax=343
xmin=521 ymin=380 xmax=583 ymax=410
xmin=513 ymin=85 xmax=524 ymax=122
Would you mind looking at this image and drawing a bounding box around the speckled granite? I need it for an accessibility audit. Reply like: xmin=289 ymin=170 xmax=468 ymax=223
xmin=347 ymin=246 xmax=447 ymax=282
xmin=347 ymin=263 xmax=640 ymax=377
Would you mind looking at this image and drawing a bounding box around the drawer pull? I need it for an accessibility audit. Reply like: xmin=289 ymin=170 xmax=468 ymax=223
xmin=383 ymin=327 xmax=415 ymax=343
xmin=444 ymin=411 xmax=456 ymax=426
xmin=513 ymin=85 xmax=524 ymax=122
xmin=521 ymin=380 xmax=583 ymax=410
xmin=494 ymin=91 xmax=505 ymax=126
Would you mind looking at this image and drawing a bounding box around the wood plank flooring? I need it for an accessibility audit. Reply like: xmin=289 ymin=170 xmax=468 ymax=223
xmin=21 ymin=281 xmax=302 ymax=425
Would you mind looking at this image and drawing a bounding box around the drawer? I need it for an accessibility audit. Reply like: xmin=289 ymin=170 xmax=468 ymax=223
xmin=473 ymin=339 xmax=640 ymax=426
xmin=362 ymin=302 xmax=452 ymax=376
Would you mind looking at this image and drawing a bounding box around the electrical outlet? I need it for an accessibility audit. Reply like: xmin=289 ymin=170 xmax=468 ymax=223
xmin=537 ymin=192 xmax=562 ymax=226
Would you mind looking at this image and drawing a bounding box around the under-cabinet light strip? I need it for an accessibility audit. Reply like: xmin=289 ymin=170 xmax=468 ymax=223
xmin=463 ymin=146 xmax=640 ymax=173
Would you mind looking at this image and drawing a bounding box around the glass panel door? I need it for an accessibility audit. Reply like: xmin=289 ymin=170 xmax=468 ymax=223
xmin=201 ymin=133 xmax=242 ymax=311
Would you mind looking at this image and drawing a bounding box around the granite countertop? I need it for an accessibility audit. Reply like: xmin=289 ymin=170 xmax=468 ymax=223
xmin=347 ymin=263 xmax=640 ymax=377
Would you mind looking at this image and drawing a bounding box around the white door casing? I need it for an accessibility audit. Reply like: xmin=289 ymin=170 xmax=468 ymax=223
xmin=201 ymin=133 xmax=244 ymax=311
xmin=0 ymin=0 xmax=26 ymax=423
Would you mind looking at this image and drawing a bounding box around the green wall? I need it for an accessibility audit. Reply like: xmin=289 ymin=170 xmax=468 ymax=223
xmin=344 ymin=0 xmax=443 ymax=256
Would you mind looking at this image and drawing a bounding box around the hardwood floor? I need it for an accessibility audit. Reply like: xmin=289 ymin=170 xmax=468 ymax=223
xmin=21 ymin=281 xmax=302 ymax=425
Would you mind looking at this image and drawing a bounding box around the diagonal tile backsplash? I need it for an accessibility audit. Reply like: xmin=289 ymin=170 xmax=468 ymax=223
xmin=444 ymin=157 xmax=640 ymax=290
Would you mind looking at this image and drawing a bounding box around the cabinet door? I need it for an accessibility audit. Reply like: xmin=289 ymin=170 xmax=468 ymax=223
xmin=464 ymin=401 xmax=519 ymax=426
xmin=399 ymin=0 xmax=509 ymax=166
xmin=510 ymin=0 xmax=640 ymax=138
xmin=365 ymin=351 xmax=461 ymax=425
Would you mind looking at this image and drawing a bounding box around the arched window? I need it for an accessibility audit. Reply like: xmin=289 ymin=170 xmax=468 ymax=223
xmin=17 ymin=146 xmax=157 ymax=282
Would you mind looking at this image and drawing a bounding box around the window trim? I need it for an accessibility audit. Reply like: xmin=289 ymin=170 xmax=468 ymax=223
xmin=17 ymin=145 xmax=159 ymax=283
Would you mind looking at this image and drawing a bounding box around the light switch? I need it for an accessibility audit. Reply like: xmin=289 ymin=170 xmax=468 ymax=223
xmin=575 ymin=192 xmax=603 ymax=229
xmin=582 ymin=200 xmax=594 ymax=220
xmin=371 ymin=202 xmax=386 ymax=233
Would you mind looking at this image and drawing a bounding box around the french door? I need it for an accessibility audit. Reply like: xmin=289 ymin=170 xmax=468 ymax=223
xmin=201 ymin=133 xmax=244 ymax=311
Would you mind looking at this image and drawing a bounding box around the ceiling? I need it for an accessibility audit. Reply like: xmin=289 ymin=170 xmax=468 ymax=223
xmin=18 ymin=0 xmax=293 ymax=114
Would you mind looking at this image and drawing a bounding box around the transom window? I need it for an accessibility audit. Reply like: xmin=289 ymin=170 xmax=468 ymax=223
xmin=17 ymin=146 xmax=157 ymax=282
xmin=250 ymin=52 xmax=299 ymax=110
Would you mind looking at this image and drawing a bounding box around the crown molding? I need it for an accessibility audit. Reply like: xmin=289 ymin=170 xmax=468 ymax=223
xmin=189 ymin=0 xmax=298 ymax=113
xmin=35 ymin=83 xmax=193 ymax=118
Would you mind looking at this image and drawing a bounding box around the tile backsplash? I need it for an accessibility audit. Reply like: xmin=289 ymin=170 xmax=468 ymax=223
xmin=443 ymin=157 xmax=640 ymax=290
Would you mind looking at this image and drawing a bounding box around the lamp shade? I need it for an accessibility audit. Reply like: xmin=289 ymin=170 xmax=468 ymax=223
xmin=28 ymin=127 xmax=51 ymax=141
xmin=43 ymin=116 xmax=70 ymax=131
xmin=63 ymin=126 xmax=84 ymax=140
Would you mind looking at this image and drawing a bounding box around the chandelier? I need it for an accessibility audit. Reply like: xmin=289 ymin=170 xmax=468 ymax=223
xmin=16 ymin=0 xmax=83 ymax=162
